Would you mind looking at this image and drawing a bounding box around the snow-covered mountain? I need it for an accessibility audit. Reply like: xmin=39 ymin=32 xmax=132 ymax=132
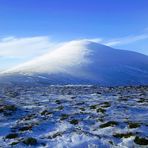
xmin=0 ymin=40 xmax=148 ymax=86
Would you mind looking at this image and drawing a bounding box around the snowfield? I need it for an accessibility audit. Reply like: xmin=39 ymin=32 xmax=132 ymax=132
xmin=0 ymin=85 xmax=148 ymax=148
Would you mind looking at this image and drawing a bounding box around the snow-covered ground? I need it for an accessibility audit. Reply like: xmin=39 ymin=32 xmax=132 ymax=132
xmin=0 ymin=85 xmax=148 ymax=147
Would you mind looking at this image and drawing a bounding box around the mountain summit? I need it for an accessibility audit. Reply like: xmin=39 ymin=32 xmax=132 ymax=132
xmin=1 ymin=40 xmax=148 ymax=86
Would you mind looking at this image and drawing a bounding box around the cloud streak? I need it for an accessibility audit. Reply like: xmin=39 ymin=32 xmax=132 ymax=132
xmin=0 ymin=36 xmax=58 ymax=58
xmin=0 ymin=32 xmax=147 ymax=58
xmin=105 ymin=33 xmax=148 ymax=46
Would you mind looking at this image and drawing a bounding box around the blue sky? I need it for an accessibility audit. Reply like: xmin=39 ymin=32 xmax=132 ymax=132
xmin=0 ymin=0 xmax=148 ymax=39
xmin=0 ymin=0 xmax=148 ymax=70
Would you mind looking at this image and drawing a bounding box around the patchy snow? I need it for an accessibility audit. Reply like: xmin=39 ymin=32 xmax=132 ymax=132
xmin=0 ymin=85 xmax=148 ymax=147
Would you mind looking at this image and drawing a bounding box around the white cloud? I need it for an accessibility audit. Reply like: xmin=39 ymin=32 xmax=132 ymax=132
xmin=0 ymin=36 xmax=58 ymax=58
xmin=105 ymin=33 xmax=148 ymax=46
xmin=79 ymin=38 xmax=103 ymax=43
xmin=1 ymin=33 xmax=147 ymax=59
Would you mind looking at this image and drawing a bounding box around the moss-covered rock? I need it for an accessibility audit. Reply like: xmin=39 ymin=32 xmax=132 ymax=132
xmin=55 ymin=100 xmax=61 ymax=104
xmin=134 ymin=136 xmax=148 ymax=145
xmin=57 ymin=105 xmax=64 ymax=110
xmin=97 ymin=108 xmax=106 ymax=113
xmin=7 ymin=105 xmax=17 ymax=111
xmin=101 ymin=102 xmax=111 ymax=108
xmin=70 ymin=119 xmax=79 ymax=125
xmin=41 ymin=110 xmax=52 ymax=116
xmin=0 ymin=105 xmax=17 ymax=112
xmin=19 ymin=125 xmax=32 ymax=131
xmin=128 ymin=122 xmax=140 ymax=128
xmin=60 ymin=114 xmax=69 ymax=120
xmin=113 ymin=132 xmax=133 ymax=138
xmin=23 ymin=137 xmax=37 ymax=145
xmin=137 ymin=98 xmax=145 ymax=103
xmin=90 ymin=105 xmax=97 ymax=109
xmin=79 ymin=107 xmax=85 ymax=111
xmin=48 ymin=132 xmax=63 ymax=139
xmin=100 ymin=121 xmax=118 ymax=128
xmin=0 ymin=104 xmax=17 ymax=116
xmin=6 ymin=133 xmax=18 ymax=139
xmin=10 ymin=141 xmax=19 ymax=146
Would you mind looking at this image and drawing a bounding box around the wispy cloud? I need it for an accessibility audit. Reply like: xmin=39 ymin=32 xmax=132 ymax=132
xmin=0 ymin=36 xmax=58 ymax=58
xmin=73 ymin=32 xmax=148 ymax=47
xmin=105 ymin=33 xmax=148 ymax=46
xmin=0 ymin=32 xmax=147 ymax=59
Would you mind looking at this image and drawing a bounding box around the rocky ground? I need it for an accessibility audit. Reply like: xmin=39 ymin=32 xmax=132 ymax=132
xmin=0 ymin=85 xmax=148 ymax=148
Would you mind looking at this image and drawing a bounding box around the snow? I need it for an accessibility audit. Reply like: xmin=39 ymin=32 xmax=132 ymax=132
xmin=0 ymin=85 xmax=148 ymax=147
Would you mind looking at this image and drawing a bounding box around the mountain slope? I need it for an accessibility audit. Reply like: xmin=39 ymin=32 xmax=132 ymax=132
xmin=0 ymin=40 xmax=148 ymax=86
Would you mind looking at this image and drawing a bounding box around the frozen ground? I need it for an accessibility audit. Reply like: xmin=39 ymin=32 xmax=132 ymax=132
xmin=0 ymin=85 xmax=148 ymax=148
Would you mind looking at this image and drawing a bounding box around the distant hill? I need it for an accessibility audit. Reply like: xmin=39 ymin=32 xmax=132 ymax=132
xmin=0 ymin=40 xmax=148 ymax=86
